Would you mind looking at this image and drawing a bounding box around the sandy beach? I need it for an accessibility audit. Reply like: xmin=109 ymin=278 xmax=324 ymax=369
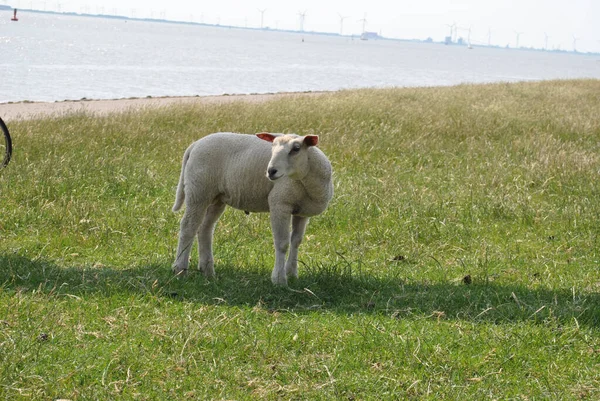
xmin=0 ymin=91 xmax=328 ymax=122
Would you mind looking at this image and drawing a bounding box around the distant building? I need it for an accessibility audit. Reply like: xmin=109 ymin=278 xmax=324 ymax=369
xmin=360 ymin=31 xmax=380 ymax=40
xmin=445 ymin=36 xmax=465 ymax=46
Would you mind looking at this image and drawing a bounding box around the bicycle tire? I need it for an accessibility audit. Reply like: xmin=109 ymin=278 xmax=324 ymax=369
xmin=0 ymin=117 xmax=12 ymax=168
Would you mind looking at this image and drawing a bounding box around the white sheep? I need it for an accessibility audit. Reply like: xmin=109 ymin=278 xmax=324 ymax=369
xmin=172 ymin=132 xmax=333 ymax=286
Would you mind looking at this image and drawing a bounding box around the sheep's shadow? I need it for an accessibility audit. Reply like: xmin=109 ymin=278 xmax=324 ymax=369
xmin=1 ymin=253 xmax=598 ymax=328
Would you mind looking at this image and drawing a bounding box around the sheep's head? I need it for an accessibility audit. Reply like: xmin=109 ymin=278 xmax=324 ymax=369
xmin=257 ymin=133 xmax=319 ymax=181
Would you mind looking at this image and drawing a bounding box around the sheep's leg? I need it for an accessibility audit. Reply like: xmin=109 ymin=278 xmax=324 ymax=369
xmin=196 ymin=201 xmax=226 ymax=277
xmin=285 ymin=216 xmax=309 ymax=280
xmin=270 ymin=211 xmax=292 ymax=286
xmin=173 ymin=203 xmax=208 ymax=276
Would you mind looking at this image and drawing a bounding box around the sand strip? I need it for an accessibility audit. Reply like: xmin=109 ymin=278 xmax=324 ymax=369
xmin=0 ymin=91 xmax=328 ymax=122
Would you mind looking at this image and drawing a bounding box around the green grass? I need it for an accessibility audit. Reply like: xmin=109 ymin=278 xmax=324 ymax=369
xmin=1 ymin=80 xmax=599 ymax=400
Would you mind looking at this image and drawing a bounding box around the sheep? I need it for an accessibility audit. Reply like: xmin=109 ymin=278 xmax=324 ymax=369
xmin=172 ymin=132 xmax=333 ymax=286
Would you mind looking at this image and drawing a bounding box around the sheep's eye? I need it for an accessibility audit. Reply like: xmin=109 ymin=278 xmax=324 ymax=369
xmin=289 ymin=144 xmax=301 ymax=154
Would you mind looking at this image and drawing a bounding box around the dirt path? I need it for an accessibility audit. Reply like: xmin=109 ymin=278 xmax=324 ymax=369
xmin=0 ymin=91 xmax=328 ymax=121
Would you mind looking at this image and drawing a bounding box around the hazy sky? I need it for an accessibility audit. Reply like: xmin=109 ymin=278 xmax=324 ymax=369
xmin=8 ymin=0 xmax=600 ymax=52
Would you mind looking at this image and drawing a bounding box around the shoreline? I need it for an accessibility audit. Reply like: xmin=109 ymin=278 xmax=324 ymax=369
xmin=0 ymin=91 xmax=330 ymax=122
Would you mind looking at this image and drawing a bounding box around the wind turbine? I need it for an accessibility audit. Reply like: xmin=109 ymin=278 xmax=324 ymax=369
xmin=258 ymin=8 xmax=266 ymax=29
xmin=572 ymin=35 xmax=579 ymax=52
xmin=298 ymin=10 xmax=307 ymax=32
xmin=358 ymin=12 xmax=367 ymax=34
xmin=466 ymin=25 xmax=472 ymax=48
xmin=445 ymin=22 xmax=456 ymax=43
xmin=544 ymin=32 xmax=550 ymax=50
xmin=487 ymin=27 xmax=492 ymax=46
xmin=338 ymin=13 xmax=349 ymax=35
xmin=514 ymin=31 xmax=523 ymax=48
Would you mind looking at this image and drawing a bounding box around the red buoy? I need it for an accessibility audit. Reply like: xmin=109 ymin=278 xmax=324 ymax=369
xmin=11 ymin=9 xmax=18 ymax=21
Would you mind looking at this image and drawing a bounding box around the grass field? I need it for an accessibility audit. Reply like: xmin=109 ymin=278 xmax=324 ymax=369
xmin=1 ymin=80 xmax=599 ymax=400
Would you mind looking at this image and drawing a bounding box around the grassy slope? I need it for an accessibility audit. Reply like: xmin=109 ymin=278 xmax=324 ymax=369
xmin=1 ymin=80 xmax=599 ymax=399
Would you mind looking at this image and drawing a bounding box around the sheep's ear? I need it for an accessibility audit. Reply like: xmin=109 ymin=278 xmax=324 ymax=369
xmin=304 ymin=135 xmax=319 ymax=147
xmin=257 ymin=132 xmax=277 ymax=142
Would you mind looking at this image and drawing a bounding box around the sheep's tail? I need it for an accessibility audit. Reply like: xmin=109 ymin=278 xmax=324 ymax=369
xmin=172 ymin=144 xmax=193 ymax=212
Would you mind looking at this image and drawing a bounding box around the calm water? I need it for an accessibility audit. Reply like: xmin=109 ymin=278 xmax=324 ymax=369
xmin=1 ymin=10 xmax=600 ymax=103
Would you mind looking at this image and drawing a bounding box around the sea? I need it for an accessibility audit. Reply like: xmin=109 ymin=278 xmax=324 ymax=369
xmin=1 ymin=9 xmax=600 ymax=103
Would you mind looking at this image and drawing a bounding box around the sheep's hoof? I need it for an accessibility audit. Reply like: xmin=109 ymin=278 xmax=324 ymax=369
xmin=198 ymin=260 xmax=215 ymax=278
xmin=272 ymin=279 xmax=288 ymax=287
xmin=201 ymin=271 xmax=216 ymax=279
xmin=271 ymin=273 xmax=288 ymax=286
xmin=172 ymin=265 xmax=188 ymax=277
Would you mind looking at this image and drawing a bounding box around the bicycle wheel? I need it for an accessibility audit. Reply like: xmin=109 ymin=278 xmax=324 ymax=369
xmin=0 ymin=117 xmax=12 ymax=168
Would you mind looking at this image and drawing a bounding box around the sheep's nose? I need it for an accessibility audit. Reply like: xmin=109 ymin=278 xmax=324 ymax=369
xmin=267 ymin=167 xmax=278 ymax=180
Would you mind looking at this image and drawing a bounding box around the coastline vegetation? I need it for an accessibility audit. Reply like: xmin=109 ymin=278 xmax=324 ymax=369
xmin=1 ymin=79 xmax=599 ymax=399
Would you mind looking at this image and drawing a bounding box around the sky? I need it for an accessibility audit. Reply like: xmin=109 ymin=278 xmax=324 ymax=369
xmin=7 ymin=0 xmax=600 ymax=53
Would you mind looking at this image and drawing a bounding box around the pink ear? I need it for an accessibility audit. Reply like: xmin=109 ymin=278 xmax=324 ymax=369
xmin=257 ymin=132 xmax=276 ymax=142
xmin=304 ymin=135 xmax=319 ymax=147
